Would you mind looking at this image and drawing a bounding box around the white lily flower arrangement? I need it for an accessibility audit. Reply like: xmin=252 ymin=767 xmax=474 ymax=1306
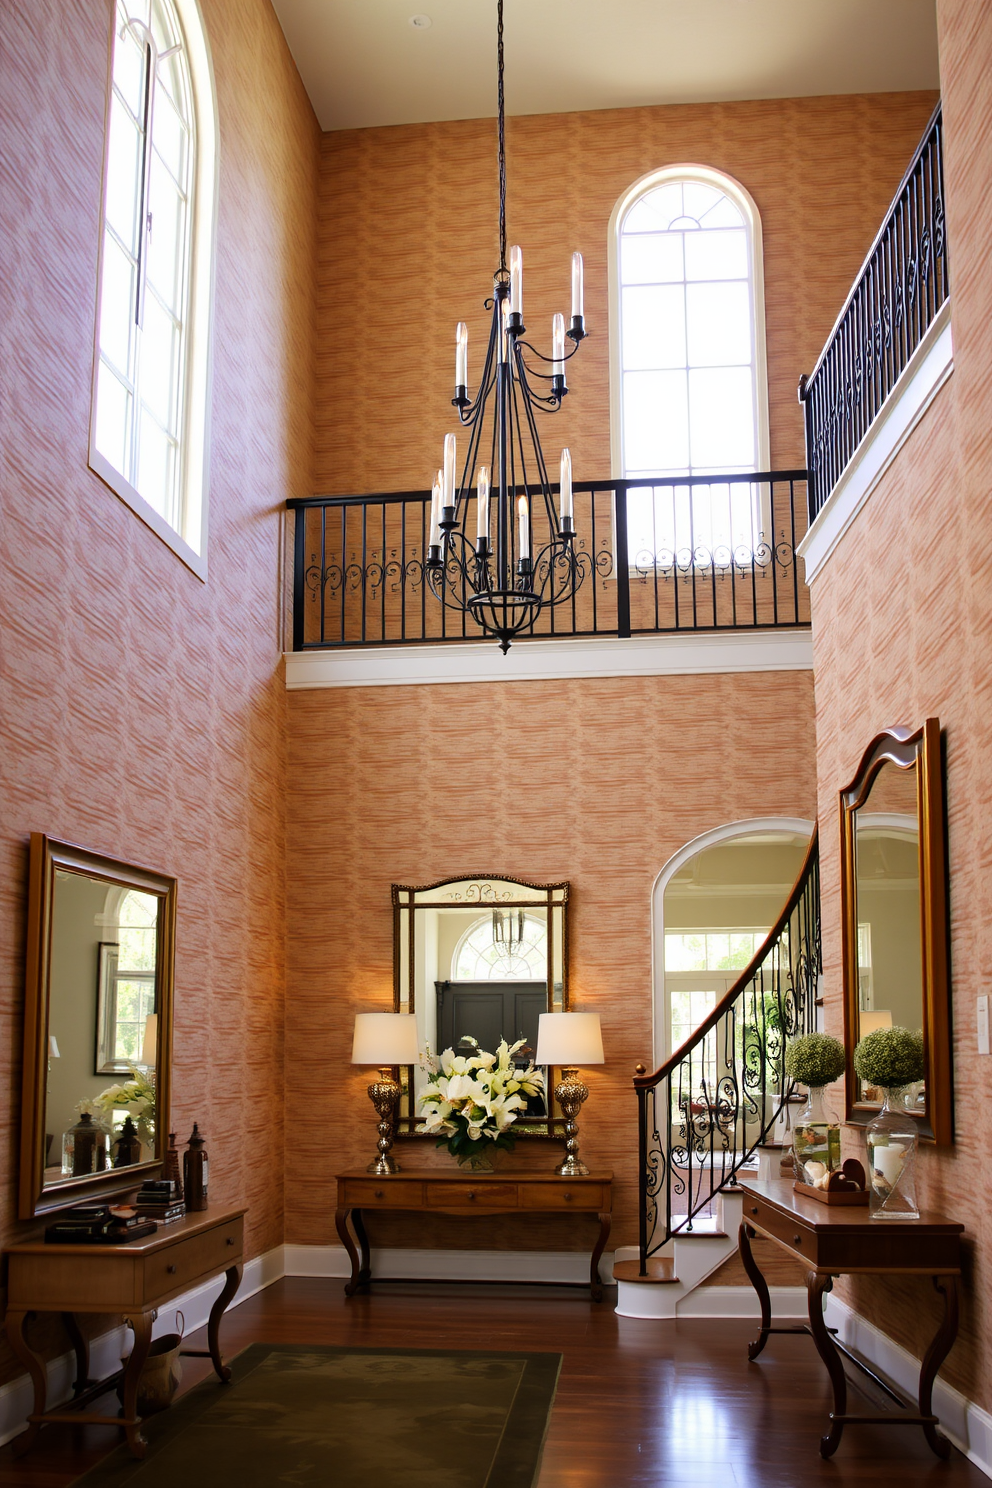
xmin=76 ymin=1064 xmax=156 ymax=1141
xmin=417 ymin=1035 xmax=544 ymax=1166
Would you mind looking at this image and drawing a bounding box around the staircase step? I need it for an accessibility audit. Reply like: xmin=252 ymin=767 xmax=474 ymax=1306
xmin=613 ymin=1257 xmax=678 ymax=1285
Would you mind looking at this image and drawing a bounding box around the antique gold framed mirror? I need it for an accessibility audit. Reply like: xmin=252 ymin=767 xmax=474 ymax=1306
xmin=19 ymin=834 xmax=176 ymax=1217
xmin=840 ymin=719 xmax=951 ymax=1143
xmin=392 ymin=875 xmax=569 ymax=1136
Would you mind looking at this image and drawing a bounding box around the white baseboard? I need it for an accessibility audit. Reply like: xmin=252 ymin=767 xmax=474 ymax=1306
xmin=283 ymin=1242 xmax=612 ymax=1286
xmin=825 ymin=1293 xmax=992 ymax=1480
xmin=675 ymin=1285 xmax=807 ymax=1319
xmin=0 ymin=1246 xmax=285 ymax=1449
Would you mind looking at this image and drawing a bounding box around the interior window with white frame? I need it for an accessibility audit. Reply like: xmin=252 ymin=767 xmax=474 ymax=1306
xmin=611 ymin=167 xmax=770 ymax=567
xmin=90 ymin=0 xmax=215 ymax=577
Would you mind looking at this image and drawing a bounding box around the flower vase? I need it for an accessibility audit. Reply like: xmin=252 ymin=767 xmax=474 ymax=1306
xmin=456 ymin=1148 xmax=498 ymax=1173
xmin=866 ymin=1088 xmax=919 ymax=1219
xmin=792 ymin=1086 xmax=841 ymax=1186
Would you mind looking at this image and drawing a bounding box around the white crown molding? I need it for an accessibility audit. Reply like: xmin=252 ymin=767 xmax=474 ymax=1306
xmin=825 ymin=1292 xmax=992 ymax=1480
xmin=798 ymin=300 xmax=953 ymax=586
xmin=284 ymin=629 xmax=813 ymax=690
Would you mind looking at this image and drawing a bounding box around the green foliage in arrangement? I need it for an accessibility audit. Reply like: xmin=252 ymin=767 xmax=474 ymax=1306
xmin=784 ymin=1032 xmax=846 ymax=1087
xmin=853 ymin=1026 xmax=924 ymax=1088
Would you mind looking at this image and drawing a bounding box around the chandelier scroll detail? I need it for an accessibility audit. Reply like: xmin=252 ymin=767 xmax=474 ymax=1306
xmin=425 ymin=0 xmax=591 ymax=653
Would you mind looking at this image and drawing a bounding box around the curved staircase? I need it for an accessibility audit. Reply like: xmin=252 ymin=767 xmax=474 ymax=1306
xmin=617 ymin=829 xmax=820 ymax=1318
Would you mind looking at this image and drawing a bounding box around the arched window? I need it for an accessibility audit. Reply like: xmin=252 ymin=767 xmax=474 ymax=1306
xmin=452 ymin=914 xmax=548 ymax=981
xmin=89 ymin=0 xmax=217 ymax=578
xmin=610 ymin=166 xmax=769 ymax=562
xmin=96 ymin=888 xmax=158 ymax=1073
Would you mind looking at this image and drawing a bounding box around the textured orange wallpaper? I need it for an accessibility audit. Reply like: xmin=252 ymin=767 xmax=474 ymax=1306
xmin=316 ymin=91 xmax=937 ymax=496
xmin=0 ymin=0 xmax=317 ymax=1380
xmin=285 ymin=670 xmax=817 ymax=1252
xmin=808 ymin=0 xmax=992 ymax=1412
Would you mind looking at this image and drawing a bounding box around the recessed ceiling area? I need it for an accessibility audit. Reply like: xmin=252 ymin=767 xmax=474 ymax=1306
xmin=271 ymin=0 xmax=939 ymax=133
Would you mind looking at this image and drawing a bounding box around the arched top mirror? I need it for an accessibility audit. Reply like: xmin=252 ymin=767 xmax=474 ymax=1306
xmin=392 ymin=876 xmax=569 ymax=1135
xmin=840 ymin=719 xmax=951 ymax=1144
xmin=19 ymin=835 xmax=176 ymax=1217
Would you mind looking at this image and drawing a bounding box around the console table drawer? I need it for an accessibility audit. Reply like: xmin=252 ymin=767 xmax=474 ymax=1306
xmin=520 ymin=1182 xmax=607 ymax=1211
xmin=341 ymin=1179 xmax=426 ymax=1208
xmin=143 ymin=1215 xmax=243 ymax=1300
xmin=745 ymin=1197 xmax=813 ymax=1255
xmin=427 ymin=1182 xmax=519 ymax=1209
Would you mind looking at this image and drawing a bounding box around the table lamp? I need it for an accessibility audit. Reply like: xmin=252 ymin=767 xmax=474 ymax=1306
xmin=536 ymin=1011 xmax=604 ymax=1177
xmin=351 ymin=1012 xmax=419 ymax=1175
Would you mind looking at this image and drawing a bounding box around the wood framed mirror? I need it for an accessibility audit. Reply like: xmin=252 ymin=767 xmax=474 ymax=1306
xmin=840 ymin=719 xmax=951 ymax=1144
xmin=19 ymin=834 xmax=176 ymax=1218
xmin=392 ymin=875 xmax=569 ymax=1136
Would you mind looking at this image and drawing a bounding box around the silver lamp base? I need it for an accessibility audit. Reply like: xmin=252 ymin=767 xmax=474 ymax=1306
xmin=554 ymin=1067 xmax=591 ymax=1177
xmin=366 ymin=1069 xmax=402 ymax=1174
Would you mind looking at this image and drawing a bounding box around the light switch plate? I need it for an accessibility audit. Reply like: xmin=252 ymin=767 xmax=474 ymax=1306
xmin=978 ymin=994 xmax=990 ymax=1056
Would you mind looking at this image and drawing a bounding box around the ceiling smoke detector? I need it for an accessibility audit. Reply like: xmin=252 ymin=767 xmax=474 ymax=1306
xmin=409 ymin=13 xmax=432 ymax=27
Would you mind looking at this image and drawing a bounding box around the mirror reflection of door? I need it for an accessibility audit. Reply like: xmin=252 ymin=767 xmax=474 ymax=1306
xmin=853 ymin=758 xmax=923 ymax=1108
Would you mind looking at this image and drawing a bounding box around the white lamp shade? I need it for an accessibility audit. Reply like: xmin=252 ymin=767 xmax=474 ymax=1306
xmin=351 ymin=1012 xmax=419 ymax=1066
xmin=859 ymin=1009 xmax=893 ymax=1036
xmin=48 ymin=1035 xmax=60 ymax=1059
xmin=535 ymin=1012 xmax=604 ymax=1066
xmin=141 ymin=1013 xmax=158 ymax=1068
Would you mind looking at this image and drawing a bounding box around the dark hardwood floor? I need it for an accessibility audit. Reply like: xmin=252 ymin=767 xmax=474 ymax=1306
xmin=0 ymin=1278 xmax=985 ymax=1486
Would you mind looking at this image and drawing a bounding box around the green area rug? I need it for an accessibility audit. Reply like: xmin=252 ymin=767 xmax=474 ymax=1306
xmin=71 ymin=1343 xmax=562 ymax=1488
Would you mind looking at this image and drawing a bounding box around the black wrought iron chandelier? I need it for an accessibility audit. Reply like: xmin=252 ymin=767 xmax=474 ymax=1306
xmin=425 ymin=0 xmax=589 ymax=653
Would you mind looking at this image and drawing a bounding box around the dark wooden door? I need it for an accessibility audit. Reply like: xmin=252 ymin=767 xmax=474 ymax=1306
xmin=435 ymin=980 xmax=548 ymax=1114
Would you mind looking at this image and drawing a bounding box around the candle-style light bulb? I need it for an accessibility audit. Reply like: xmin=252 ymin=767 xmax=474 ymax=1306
xmin=509 ymin=245 xmax=523 ymax=318
xmin=455 ymin=321 xmax=468 ymax=389
xmin=477 ymin=466 xmax=490 ymax=541
xmin=571 ymin=251 xmax=584 ymax=323
xmin=429 ymin=471 xmax=442 ymax=547
xmin=442 ymin=432 xmax=456 ymax=510
xmin=499 ymin=299 xmax=509 ymax=363
xmin=560 ymin=448 xmax=573 ymax=522
xmin=517 ymin=494 xmax=530 ymax=560
xmin=552 ymin=312 xmax=565 ymax=377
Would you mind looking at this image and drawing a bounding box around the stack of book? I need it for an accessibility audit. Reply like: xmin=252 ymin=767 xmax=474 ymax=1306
xmin=135 ymin=1180 xmax=186 ymax=1224
xmin=45 ymin=1204 xmax=157 ymax=1245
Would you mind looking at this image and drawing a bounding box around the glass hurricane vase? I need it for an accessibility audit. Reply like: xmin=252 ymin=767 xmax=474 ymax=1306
xmin=866 ymin=1088 xmax=919 ymax=1219
xmin=792 ymin=1086 xmax=841 ymax=1187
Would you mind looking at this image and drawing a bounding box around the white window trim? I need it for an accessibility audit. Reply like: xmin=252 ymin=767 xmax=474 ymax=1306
xmin=650 ymin=816 xmax=814 ymax=1068
xmin=608 ymin=163 xmax=771 ymax=507
xmin=88 ymin=0 xmax=218 ymax=582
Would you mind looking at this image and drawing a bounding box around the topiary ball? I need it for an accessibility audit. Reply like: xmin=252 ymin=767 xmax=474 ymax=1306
xmin=853 ymin=1026 xmax=924 ymax=1088
xmin=784 ymin=1032 xmax=846 ymax=1087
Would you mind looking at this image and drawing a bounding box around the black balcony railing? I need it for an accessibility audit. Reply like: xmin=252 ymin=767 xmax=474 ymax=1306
xmin=287 ymin=472 xmax=810 ymax=650
xmin=801 ymin=104 xmax=949 ymax=521
xmin=634 ymin=827 xmax=821 ymax=1266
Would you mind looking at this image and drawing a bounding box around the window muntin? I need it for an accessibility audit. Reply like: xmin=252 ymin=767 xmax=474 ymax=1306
xmin=612 ymin=168 xmax=769 ymax=566
xmin=96 ymin=889 xmax=158 ymax=1072
xmin=90 ymin=0 xmax=215 ymax=576
xmin=452 ymin=914 xmax=548 ymax=981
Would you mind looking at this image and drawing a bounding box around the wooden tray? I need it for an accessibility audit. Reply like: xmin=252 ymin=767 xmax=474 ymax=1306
xmin=794 ymin=1181 xmax=869 ymax=1206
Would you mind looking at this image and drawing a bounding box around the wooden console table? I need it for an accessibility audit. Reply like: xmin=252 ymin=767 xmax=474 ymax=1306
xmin=3 ymin=1207 xmax=245 ymax=1459
xmin=738 ymin=1179 xmax=963 ymax=1459
xmin=335 ymin=1169 xmax=612 ymax=1301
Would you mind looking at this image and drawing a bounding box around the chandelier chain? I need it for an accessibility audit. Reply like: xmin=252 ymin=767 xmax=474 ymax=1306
xmin=497 ymin=0 xmax=506 ymax=271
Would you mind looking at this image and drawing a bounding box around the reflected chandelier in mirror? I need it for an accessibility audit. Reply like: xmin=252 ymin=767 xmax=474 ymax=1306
xmin=392 ymin=876 xmax=569 ymax=1135
xmin=840 ymin=719 xmax=951 ymax=1144
xmin=19 ymin=835 xmax=176 ymax=1217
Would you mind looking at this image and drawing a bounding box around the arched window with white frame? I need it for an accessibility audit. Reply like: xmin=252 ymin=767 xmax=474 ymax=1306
xmin=89 ymin=0 xmax=217 ymax=578
xmin=609 ymin=166 xmax=770 ymax=564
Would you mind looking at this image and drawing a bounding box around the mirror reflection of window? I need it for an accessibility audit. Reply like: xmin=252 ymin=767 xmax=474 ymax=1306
xmin=452 ymin=913 xmax=548 ymax=981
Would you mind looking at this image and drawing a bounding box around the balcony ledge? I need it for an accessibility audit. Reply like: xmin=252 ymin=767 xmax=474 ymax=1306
xmin=798 ymin=299 xmax=953 ymax=585
xmin=283 ymin=628 xmax=813 ymax=690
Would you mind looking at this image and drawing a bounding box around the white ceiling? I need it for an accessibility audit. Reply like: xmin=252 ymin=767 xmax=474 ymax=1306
xmin=270 ymin=0 xmax=939 ymax=133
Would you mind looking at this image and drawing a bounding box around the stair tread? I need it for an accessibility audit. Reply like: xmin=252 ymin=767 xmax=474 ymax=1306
xmin=614 ymin=1258 xmax=679 ymax=1285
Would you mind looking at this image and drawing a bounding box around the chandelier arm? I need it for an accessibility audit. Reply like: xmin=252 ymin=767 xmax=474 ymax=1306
xmin=515 ymin=338 xmax=583 ymax=368
xmin=512 ymin=352 xmax=557 ymax=521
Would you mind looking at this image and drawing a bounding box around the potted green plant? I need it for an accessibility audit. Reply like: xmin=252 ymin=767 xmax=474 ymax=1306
xmin=784 ymin=1032 xmax=846 ymax=1186
xmin=854 ymin=1027 xmax=925 ymax=1219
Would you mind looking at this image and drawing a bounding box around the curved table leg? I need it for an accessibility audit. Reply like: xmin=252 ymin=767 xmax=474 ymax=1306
xmin=919 ymin=1275 xmax=958 ymax=1459
xmin=806 ymin=1273 xmax=846 ymax=1458
xmin=120 ymin=1313 xmax=153 ymax=1459
xmin=739 ymin=1223 xmax=772 ymax=1361
xmin=61 ymin=1312 xmax=91 ymax=1395
xmin=590 ymin=1213 xmax=611 ymax=1302
xmin=6 ymin=1311 xmax=46 ymax=1457
xmin=205 ymin=1264 xmax=242 ymax=1383
xmin=351 ymin=1208 xmax=372 ymax=1291
xmin=336 ymin=1206 xmax=365 ymax=1297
